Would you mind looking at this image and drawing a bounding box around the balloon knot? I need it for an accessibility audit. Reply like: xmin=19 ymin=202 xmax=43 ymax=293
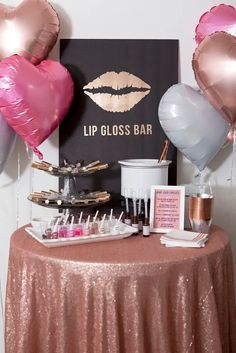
xmin=33 ymin=147 xmax=43 ymax=160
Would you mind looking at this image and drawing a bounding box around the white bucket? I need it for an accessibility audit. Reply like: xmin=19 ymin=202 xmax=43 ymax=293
xmin=118 ymin=159 xmax=172 ymax=198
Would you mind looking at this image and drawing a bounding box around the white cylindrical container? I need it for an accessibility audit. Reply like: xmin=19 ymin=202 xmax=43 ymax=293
xmin=118 ymin=159 xmax=171 ymax=198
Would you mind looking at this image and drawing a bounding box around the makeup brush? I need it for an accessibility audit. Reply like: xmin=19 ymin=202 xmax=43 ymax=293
xmin=83 ymin=160 xmax=100 ymax=169
xmin=83 ymin=164 xmax=108 ymax=173
xmin=31 ymin=162 xmax=48 ymax=171
xmin=159 ymin=139 xmax=170 ymax=162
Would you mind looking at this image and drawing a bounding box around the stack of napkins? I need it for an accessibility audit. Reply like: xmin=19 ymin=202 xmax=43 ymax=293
xmin=160 ymin=229 xmax=208 ymax=248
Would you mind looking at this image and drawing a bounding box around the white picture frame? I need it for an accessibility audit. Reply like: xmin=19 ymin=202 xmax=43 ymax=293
xmin=150 ymin=185 xmax=185 ymax=233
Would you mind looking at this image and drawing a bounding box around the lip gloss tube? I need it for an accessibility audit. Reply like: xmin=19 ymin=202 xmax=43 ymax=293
xmin=91 ymin=210 xmax=99 ymax=234
xmin=83 ymin=215 xmax=91 ymax=236
xmin=75 ymin=225 xmax=82 ymax=236
xmin=111 ymin=211 xmax=123 ymax=235
xmin=58 ymin=226 xmax=68 ymax=238
xmin=59 ymin=212 xmax=69 ymax=238
xmin=99 ymin=214 xmax=106 ymax=234
xmin=51 ymin=217 xmax=61 ymax=239
xmin=67 ymin=216 xmax=75 ymax=237
xmin=43 ymin=228 xmax=52 ymax=239
xmin=75 ymin=211 xmax=83 ymax=236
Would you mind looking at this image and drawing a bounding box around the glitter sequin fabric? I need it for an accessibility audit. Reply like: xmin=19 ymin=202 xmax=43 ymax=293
xmin=5 ymin=226 xmax=236 ymax=353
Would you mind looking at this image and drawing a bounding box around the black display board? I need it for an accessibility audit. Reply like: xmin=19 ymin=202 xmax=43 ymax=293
xmin=59 ymin=39 xmax=178 ymax=207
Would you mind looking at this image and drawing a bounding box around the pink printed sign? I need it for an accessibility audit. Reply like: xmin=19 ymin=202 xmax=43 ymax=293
xmin=150 ymin=186 xmax=185 ymax=233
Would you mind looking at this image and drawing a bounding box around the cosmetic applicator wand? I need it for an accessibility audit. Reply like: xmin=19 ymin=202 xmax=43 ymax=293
xmin=132 ymin=192 xmax=139 ymax=234
xmin=68 ymin=215 xmax=75 ymax=237
xmin=124 ymin=188 xmax=131 ymax=225
xmin=83 ymin=215 xmax=91 ymax=236
xmin=138 ymin=195 xmax=143 ymax=232
xmin=58 ymin=213 xmax=69 ymax=238
xmin=91 ymin=210 xmax=99 ymax=234
xmin=99 ymin=214 xmax=106 ymax=234
xmin=78 ymin=211 xmax=83 ymax=225
xmin=143 ymin=192 xmax=150 ymax=237
xmin=111 ymin=211 xmax=124 ymax=235
xmin=63 ymin=213 xmax=70 ymax=225
xmin=43 ymin=217 xmax=54 ymax=239
xmin=74 ymin=211 xmax=83 ymax=236
xmin=52 ymin=217 xmax=61 ymax=239
xmin=109 ymin=208 xmax=113 ymax=222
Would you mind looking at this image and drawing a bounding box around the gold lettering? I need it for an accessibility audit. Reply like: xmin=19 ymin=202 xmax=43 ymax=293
xmin=147 ymin=124 xmax=152 ymax=135
xmin=125 ymin=125 xmax=130 ymax=135
xmin=134 ymin=125 xmax=139 ymax=135
xmin=101 ymin=125 xmax=106 ymax=136
xmin=113 ymin=125 xmax=118 ymax=136
xmin=83 ymin=125 xmax=97 ymax=136
xmin=118 ymin=125 xmax=124 ymax=136
xmin=84 ymin=125 xmax=89 ymax=136
xmin=140 ymin=124 xmax=146 ymax=135
xmin=92 ymin=125 xmax=98 ymax=135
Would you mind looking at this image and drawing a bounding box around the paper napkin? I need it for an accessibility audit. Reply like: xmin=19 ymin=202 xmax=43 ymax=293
xmin=160 ymin=229 xmax=208 ymax=248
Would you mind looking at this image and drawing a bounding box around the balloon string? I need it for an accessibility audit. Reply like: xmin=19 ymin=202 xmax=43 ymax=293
xmin=228 ymin=128 xmax=236 ymax=185
xmin=0 ymin=279 xmax=3 ymax=325
xmin=29 ymin=152 xmax=34 ymax=222
xmin=194 ymin=170 xmax=202 ymax=185
xmin=233 ymin=128 xmax=236 ymax=152
xmin=16 ymin=151 xmax=21 ymax=229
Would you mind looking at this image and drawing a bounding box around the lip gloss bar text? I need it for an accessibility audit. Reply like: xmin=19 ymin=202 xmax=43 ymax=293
xmin=84 ymin=124 xmax=153 ymax=136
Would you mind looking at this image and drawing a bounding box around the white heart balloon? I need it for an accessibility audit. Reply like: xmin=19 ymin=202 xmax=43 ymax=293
xmin=158 ymin=84 xmax=229 ymax=171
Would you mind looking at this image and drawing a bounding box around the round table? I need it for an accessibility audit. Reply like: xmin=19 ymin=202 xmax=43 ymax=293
xmin=5 ymin=225 xmax=236 ymax=353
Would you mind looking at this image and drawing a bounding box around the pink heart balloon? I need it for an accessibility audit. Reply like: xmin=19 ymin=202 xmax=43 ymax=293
xmin=0 ymin=0 xmax=59 ymax=64
xmin=193 ymin=32 xmax=236 ymax=127
xmin=0 ymin=54 xmax=74 ymax=148
xmin=195 ymin=4 xmax=236 ymax=44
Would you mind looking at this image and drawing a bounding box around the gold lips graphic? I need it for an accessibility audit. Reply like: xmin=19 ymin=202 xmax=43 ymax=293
xmin=83 ymin=71 xmax=151 ymax=113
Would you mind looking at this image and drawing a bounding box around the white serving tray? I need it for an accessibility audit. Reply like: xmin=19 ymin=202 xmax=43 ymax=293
xmin=25 ymin=223 xmax=136 ymax=248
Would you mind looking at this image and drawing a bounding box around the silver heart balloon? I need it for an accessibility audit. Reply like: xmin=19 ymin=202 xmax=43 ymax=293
xmin=0 ymin=113 xmax=17 ymax=174
xmin=158 ymin=84 xmax=229 ymax=171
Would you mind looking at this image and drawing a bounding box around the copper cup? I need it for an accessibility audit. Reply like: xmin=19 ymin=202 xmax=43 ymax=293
xmin=189 ymin=193 xmax=213 ymax=233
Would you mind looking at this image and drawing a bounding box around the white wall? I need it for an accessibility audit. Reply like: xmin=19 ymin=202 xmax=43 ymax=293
xmin=1 ymin=0 xmax=236 ymax=351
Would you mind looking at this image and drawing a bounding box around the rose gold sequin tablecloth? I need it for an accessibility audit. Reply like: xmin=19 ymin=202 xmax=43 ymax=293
xmin=5 ymin=225 xmax=236 ymax=353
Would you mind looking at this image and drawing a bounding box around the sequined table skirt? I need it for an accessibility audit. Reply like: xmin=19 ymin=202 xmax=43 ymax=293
xmin=5 ymin=225 xmax=236 ymax=353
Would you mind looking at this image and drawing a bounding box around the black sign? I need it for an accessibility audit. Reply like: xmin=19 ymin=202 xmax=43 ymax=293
xmin=59 ymin=39 xmax=178 ymax=207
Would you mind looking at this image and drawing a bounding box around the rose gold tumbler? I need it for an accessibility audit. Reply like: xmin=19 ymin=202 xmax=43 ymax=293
xmin=189 ymin=194 xmax=213 ymax=233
